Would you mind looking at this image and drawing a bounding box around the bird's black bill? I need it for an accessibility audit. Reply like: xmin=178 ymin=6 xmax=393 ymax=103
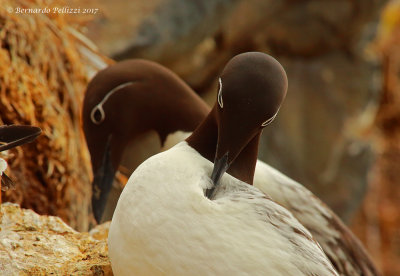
xmin=0 ymin=125 xmax=41 ymax=152
xmin=206 ymin=153 xmax=229 ymax=199
xmin=1 ymin=173 xmax=15 ymax=191
xmin=92 ymin=139 xmax=116 ymax=224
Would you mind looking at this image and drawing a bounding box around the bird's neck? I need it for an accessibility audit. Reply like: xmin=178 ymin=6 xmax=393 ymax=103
xmin=156 ymin=104 xmax=209 ymax=146
xmin=186 ymin=107 xmax=259 ymax=185
xmin=229 ymin=133 xmax=260 ymax=185
xmin=185 ymin=108 xmax=218 ymax=163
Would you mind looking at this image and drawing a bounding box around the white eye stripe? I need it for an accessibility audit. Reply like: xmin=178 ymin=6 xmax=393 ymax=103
xmin=217 ymin=78 xmax=223 ymax=108
xmin=261 ymin=109 xmax=279 ymax=127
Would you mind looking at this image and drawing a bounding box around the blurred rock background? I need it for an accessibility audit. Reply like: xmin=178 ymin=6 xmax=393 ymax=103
xmin=84 ymin=0 xmax=384 ymax=220
xmin=351 ymin=1 xmax=400 ymax=274
xmin=0 ymin=0 xmax=399 ymax=275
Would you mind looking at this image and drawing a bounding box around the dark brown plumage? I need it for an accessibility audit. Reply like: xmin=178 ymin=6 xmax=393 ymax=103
xmin=82 ymin=59 xmax=209 ymax=223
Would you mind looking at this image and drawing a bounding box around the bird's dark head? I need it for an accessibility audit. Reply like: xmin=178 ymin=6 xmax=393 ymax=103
xmin=210 ymin=52 xmax=288 ymax=190
xmin=82 ymin=59 xmax=209 ymax=223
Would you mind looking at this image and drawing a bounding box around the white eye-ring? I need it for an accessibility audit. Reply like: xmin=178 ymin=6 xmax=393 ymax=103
xmin=217 ymin=78 xmax=223 ymax=108
xmin=90 ymin=81 xmax=134 ymax=125
xmin=261 ymin=109 xmax=279 ymax=127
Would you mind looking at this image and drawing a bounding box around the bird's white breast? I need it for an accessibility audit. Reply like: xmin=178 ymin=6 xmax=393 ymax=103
xmin=109 ymin=142 xmax=337 ymax=276
xmin=161 ymin=131 xmax=191 ymax=151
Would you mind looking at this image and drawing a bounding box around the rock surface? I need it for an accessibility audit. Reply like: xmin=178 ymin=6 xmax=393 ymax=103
xmin=260 ymin=51 xmax=379 ymax=221
xmin=1 ymin=0 xmax=110 ymax=231
xmin=85 ymin=0 xmax=240 ymax=61
xmin=352 ymin=2 xmax=400 ymax=274
xmin=0 ymin=203 xmax=111 ymax=275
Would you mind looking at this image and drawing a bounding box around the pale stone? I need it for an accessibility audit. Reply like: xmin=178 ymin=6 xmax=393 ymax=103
xmin=0 ymin=203 xmax=112 ymax=275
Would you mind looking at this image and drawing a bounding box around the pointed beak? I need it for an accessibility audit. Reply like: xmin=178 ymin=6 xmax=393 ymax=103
xmin=205 ymin=111 xmax=259 ymax=199
xmin=206 ymin=152 xmax=229 ymax=199
xmin=91 ymin=140 xmax=116 ymax=224
xmin=0 ymin=125 xmax=41 ymax=152
xmin=211 ymin=153 xmax=229 ymax=186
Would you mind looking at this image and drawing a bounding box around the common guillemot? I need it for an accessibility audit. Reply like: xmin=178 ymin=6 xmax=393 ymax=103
xmin=82 ymin=59 xmax=209 ymax=223
xmin=83 ymin=56 xmax=379 ymax=275
xmin=108 ymin=52 xmax=339 ymax=275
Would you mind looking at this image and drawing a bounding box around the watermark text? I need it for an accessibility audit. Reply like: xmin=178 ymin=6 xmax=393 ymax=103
xmin=7 ymin=6 xmax=99 ymax=15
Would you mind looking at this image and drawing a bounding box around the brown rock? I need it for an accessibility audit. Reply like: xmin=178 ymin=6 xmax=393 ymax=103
xmin=0 ymin=0 xmax=111 ymax=231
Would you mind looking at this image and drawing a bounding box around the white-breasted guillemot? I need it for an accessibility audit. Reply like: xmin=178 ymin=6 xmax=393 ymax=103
xmin=108 ymin=52 xmax=339 ymax=275
xmin=82 ymin=59 xmax=209 ymax=223
xmin=83 ymin=56 xmax=379 ymax=276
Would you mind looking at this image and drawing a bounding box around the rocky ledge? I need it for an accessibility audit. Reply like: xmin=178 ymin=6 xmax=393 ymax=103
xmin=0 ymin=203 xmax=112 ymax=275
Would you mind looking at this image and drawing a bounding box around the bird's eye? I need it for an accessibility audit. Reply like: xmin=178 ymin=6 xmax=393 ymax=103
xmin=217 ymin=78 xmax=223 ymax=108
xmin=261 ymin=110 xmax=279 ymax=127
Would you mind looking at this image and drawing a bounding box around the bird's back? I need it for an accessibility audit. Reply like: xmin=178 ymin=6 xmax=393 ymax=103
xmin=253 ymin=160 xmax=380 ymax=276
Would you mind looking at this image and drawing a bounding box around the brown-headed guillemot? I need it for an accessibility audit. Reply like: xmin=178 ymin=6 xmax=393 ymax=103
xmin=82 ymin=59 xmax=209 ymax=223
xmin=0 ymin=125 xmax=41 ymax=202
xmin=83 ymin=55 xmax=379 ymax=276
xmin=108 ymin=52 xmax=339 ymax=275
